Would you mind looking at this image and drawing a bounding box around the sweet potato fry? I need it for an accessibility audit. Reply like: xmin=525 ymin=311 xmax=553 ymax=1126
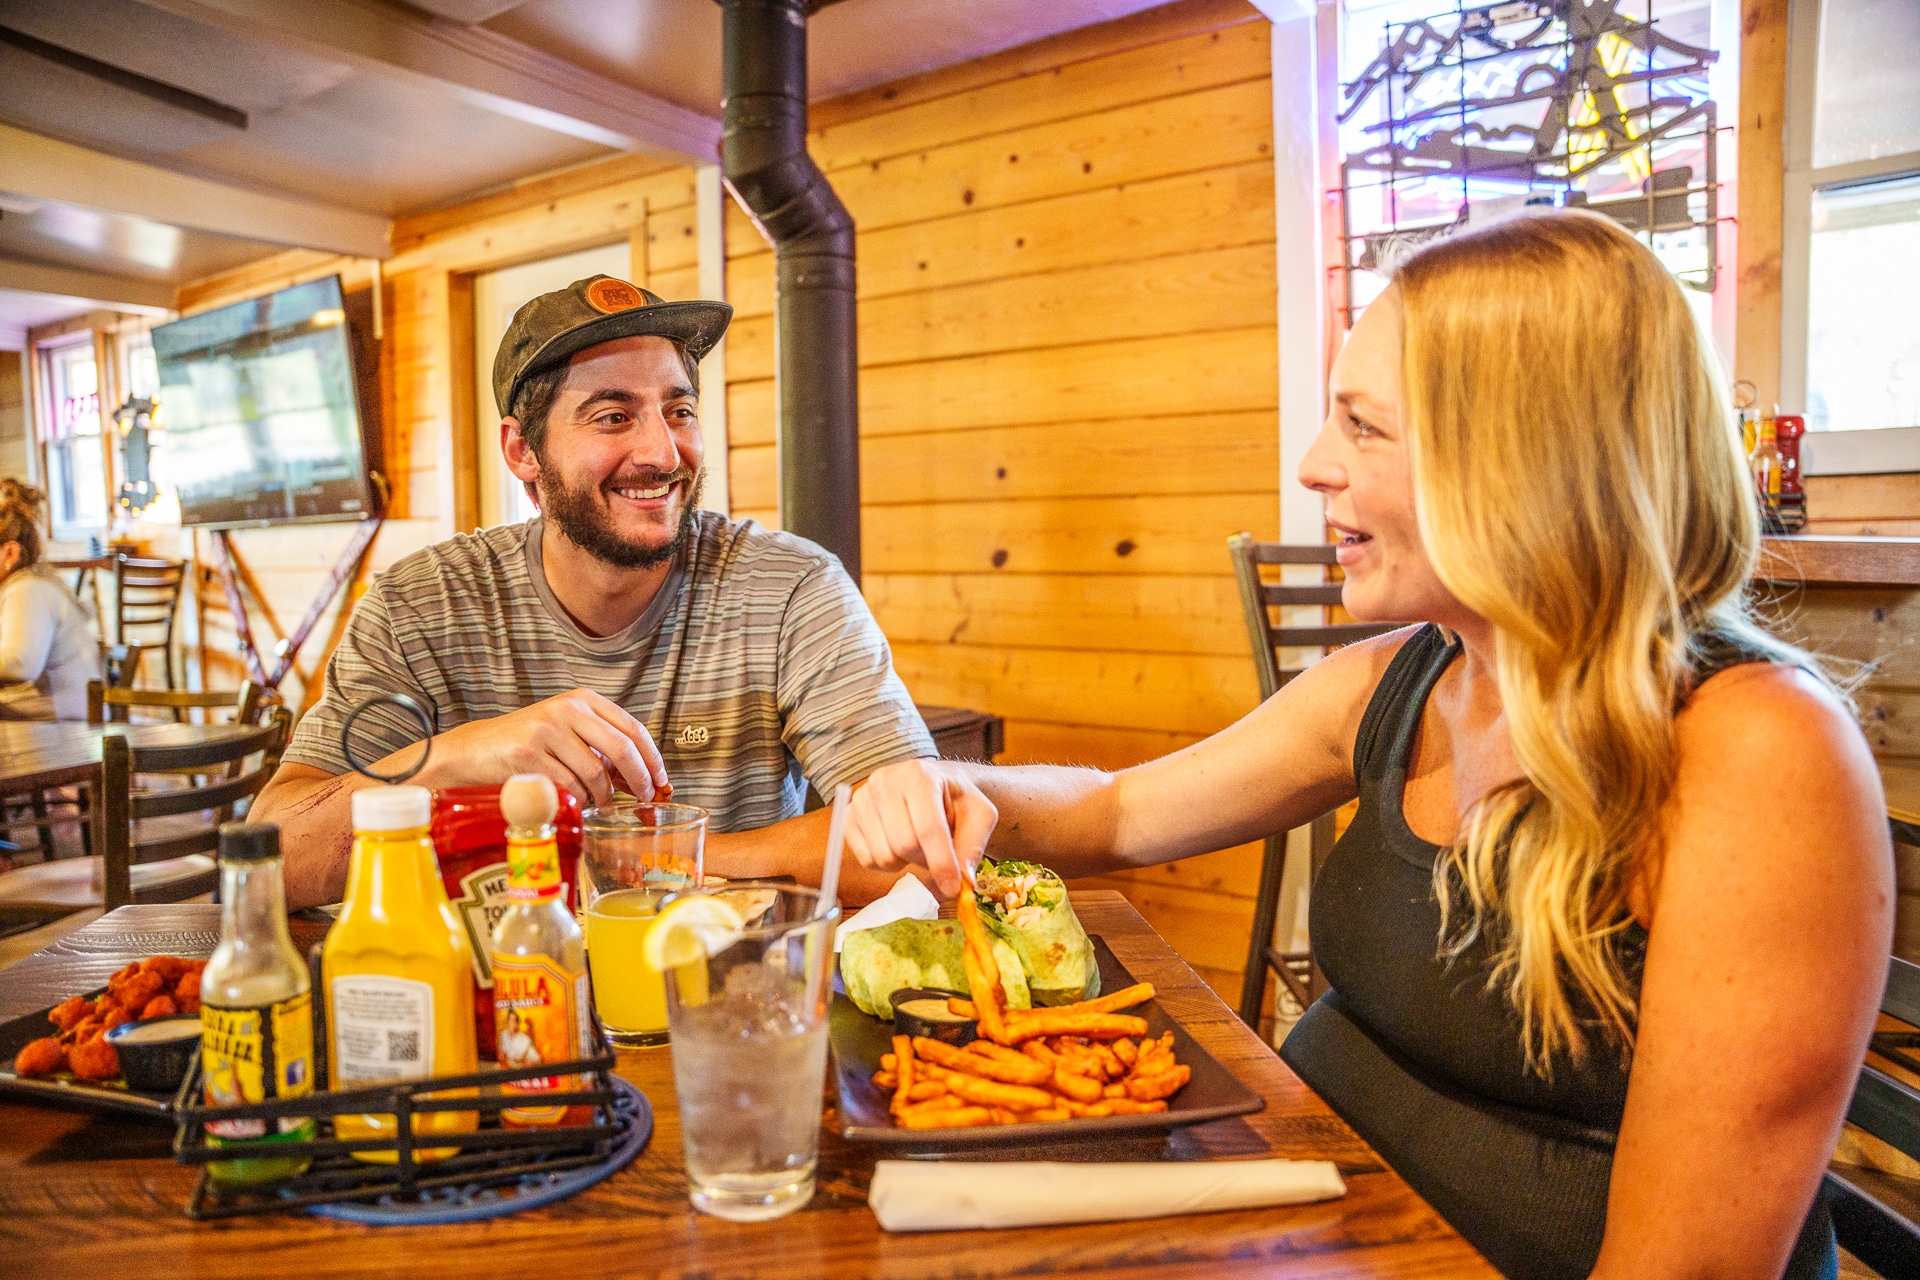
xmin=956 ymin=887 xmax=1010 ymax=1044
xmin=880 ymin=1052 xmax=897 ymax=1072
xmin=946 ymin=997 xmax=976 ymax=1019
xmin=1002 ymin=1013 xmax=1149 ymax=1045
xmin=899 ymin=1093 xmax=967 ymax=1117
xmin=900 ymin=1106 xmax=993 ymax=1129
xmin=924 ymin=1066 xmax=1055 ymax=1112
xmin=1049 ymin=1066 xmax=1105 ymax=1103
xmin=965 ymin=1041 xmax=1033 ymax=1067
xmin=1102 ymin=1098 xmax=1170 ymax=1115
xmin=1019 ymin=1040 xmax=1055 ymax=1065
xmin=1111 ymin=1037 xmax=1138 ymax=1068
xmin=1025 ymin=1107 xmax=1072 ymax=1123
xmin=872 ymin=1070 xmax=897 ymax=1091
xmin=1102 ymin=1083 xmax=1126 ymax=1099
xmin=904 ymin=1080 xmax=949 ymax=1103
xmin=890 ymin=1035 xmax=915 ymax=1118
xmin=913 ymin=1036 xmax=1051 ymax=1087
xmin=1125 ymin=1065 xmax=1191 ymax=1101
xmin=1090 ymin=1042 xmax=1124 ymax=1079
xmin=1029 ymin=982 xmax=1156 ymax=1019
xmin=989 ymin=1108 xmax=1021 ymax=1125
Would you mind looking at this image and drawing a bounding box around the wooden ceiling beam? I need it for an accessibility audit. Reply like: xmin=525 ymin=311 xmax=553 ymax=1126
xmin=135 ymin=0 xmax=723 ymax=163
xmin=0 ymin=122 xmax=392 ymax=259
xmin=0 ymin=257 xmax=176 ymax=313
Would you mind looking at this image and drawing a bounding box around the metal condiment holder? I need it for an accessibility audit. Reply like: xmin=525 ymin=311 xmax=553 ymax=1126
xmin=172 ymin=946 xmax=628 ymax=1219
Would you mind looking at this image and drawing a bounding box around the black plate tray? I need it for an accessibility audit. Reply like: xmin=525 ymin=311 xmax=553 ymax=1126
xmin=831 ymin=934 xmax=1263 ymax=1149
xmin=0 ymin=987 xmax=178 ymax=1118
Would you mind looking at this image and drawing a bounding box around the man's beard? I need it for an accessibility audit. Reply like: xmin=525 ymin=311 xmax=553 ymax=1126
xmin=536 ymin=462 xmax=705 ymax=569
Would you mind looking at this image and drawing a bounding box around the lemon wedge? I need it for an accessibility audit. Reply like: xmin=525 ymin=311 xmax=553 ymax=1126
xmin=643 ymin=895 xmax=747 ymax=971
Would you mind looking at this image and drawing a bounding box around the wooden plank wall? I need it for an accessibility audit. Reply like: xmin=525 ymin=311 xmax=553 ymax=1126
xmin=725 ymin=0 xmax=1281 ymax=1003
xmin=173 ymin=157 xmax=701 ymax=713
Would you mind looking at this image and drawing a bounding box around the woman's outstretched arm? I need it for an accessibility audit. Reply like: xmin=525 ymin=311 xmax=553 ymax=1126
xmin=844 ymin=626 xmax=1414 ymax=895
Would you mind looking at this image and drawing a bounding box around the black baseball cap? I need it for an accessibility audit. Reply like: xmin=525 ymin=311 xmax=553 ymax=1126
xmin=491 ymin=275 xmax=732 ymax=416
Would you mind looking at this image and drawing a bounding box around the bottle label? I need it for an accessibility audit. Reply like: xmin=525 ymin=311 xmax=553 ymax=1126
xmin=493 ymin=953 xmax=591 ymax=1122
xmin=505 ymin=835 xmax=563 ymax=901
xmin=330 ymin=975 xmax=436 ymax=1085
xmin=202 ymin=992 xmax=314 ymax=1140
xmin=450 ymin=861 xmax=570 ymax=986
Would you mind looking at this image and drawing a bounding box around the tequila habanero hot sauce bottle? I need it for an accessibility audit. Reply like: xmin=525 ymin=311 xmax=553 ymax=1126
xmin=490 ymin=774 xmax=594 ymax=1127
xmin=199 ymin=822 xmax=316 ymax=1186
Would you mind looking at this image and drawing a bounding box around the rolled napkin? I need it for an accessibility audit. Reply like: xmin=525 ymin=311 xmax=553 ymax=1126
xmin=868 ymin=1158 xmax=1347 ymax=1232
xmin=834 ymin=871 xmax=940 ymax=952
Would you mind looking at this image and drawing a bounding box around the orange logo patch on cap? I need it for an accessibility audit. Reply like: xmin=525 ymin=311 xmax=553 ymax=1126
xmin=584 ymin=278 xmax=645 ymax=313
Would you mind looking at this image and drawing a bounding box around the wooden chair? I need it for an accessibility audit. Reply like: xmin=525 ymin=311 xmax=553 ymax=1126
xmin=99 ymin=642 xmax=145 ymax=693
xmin=0 ymin=707 xmax=292 ymax=926
xmin=1825 ymin=934 xmax=1920 ymax=1276
xmin=1227 ymin=534 xmax=1398 ymax=1033
xmin=114 ymin=555 xmax=187 ymax=689
xmin=88 ymin=679 xmax=267 ymax=728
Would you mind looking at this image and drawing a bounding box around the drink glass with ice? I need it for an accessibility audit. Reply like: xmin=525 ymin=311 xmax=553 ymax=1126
xmin=661 ymin=883 xmax=836 ymax=1221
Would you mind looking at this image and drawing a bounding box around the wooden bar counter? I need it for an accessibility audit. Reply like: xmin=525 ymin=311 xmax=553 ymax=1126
xmin=0 ymin=894 xmax=1491 ymax=1278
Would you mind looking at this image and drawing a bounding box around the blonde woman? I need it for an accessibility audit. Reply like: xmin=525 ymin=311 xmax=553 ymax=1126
xmin=0 ymin=480 xmax=101 ymax=720
xmin=843 ymin=212 xmax=1890 ymax=1279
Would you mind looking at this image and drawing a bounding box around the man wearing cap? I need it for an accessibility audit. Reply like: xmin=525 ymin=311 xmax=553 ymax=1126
xmin=254 ymin=276 xmax=936 ymax=909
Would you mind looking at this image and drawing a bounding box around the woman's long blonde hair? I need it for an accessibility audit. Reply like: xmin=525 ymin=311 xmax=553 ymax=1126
xmin=1396 ymin=211 xmax=1813 ymax=1072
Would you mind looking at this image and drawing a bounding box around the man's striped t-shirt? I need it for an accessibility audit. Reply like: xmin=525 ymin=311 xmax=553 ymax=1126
xmin=285 ymin=512 xmax=934 ymax=831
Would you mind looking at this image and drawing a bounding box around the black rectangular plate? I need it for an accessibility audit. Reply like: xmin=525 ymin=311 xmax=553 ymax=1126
xmin=0 ymin=989 xmax=178 ymax=1118
xmin=832 ymin=935 xmax=1263 ymax=1149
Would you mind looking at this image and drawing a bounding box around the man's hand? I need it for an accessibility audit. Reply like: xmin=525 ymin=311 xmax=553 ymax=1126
xmin=844 ymin=758 xmax=997 ymax=897
xmin=429 ymin=688 xmax=668 ymax=806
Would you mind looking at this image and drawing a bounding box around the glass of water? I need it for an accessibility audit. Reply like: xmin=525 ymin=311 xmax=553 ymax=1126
xmin=660 ymin=882 xmax=836 ymax=1222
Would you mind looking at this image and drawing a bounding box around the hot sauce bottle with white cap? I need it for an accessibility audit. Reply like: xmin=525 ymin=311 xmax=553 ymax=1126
xmin=322 ymin=784 xmax=479 ymax=1161
xmin=490 ymin=774 xmax=594 ymax=1127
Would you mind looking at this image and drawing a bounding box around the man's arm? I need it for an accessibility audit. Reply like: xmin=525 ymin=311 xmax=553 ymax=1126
xmin=702 ymin=805 xmax=931 ymax=906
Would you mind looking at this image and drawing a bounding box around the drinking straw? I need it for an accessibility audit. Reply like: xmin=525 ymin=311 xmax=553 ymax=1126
xmin=816 ymin=782 xmax=852 ymax=917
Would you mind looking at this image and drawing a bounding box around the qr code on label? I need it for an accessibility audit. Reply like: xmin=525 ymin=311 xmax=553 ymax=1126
xmin=387 ymin=1030 xmax=420 ymax=1063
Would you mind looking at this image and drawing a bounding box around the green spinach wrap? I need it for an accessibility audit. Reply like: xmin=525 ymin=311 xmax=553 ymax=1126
xmin=975 ymin=858 xmax=1100 ymax=1006
xmin=839 ymin=918 xmax=1032 ymax=1018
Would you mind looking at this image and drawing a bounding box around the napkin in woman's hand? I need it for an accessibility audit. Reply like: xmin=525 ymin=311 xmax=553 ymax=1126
xmin=833 ymin=872 xmax=940 ymax=952
xmin=867 ymin=1158 xmax=1347 ymax=1232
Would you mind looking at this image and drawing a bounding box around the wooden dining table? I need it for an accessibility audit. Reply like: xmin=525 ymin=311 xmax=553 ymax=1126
xmin=0 ymin=720 xmax=260 ymax=796
xmin=0 ymin=892 xmax=1495 ymax=1278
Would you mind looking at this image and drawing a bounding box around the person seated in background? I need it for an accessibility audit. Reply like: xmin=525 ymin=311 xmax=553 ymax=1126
xmin=252 ymin=276 xmax=935 ymax=909
xmin=0 ymin=479 xmax=101 ymax=722
xmin=841 ymin=213 xmax=1889 ymax=1280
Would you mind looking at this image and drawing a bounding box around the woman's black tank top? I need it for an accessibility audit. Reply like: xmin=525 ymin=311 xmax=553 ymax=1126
xmin=1279 ymin=624 xmax=1836 ymax=1280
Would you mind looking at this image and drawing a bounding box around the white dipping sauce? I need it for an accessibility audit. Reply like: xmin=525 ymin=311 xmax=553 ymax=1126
xmin=113 ymin=1019 xmax=201 ymax=1044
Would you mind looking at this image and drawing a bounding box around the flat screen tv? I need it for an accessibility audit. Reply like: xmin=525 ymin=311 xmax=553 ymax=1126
xmin=151 ymin=275 xmax=377 ymax=529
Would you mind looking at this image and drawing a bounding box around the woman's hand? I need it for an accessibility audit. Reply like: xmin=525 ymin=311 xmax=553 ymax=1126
xmin=845 ymin=758 xmax=998 ymax=897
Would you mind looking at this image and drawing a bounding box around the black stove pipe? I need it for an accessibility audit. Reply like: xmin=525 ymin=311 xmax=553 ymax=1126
xmin=717 ymin=0 xmax=860 ymax=581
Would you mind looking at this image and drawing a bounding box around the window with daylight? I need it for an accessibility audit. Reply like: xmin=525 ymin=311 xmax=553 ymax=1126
xmin=1782 ymin=0 xmax=1920 ymax=467
xmin=40 ymin=338 xmax=107 ymax=536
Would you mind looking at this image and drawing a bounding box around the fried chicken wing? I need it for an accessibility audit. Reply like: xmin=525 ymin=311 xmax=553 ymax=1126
xmin=13 ymin=1036 xmax=67 ymax=1078
xmin=173 ymin=970 xmax=201 ymax=1002
xmin=67 ymin=1036 xmax=119 ymax=1082
xmin=141 ymin=956 xmax=192 ymax=982
xmin=112 ymin=971 xmax=164 ymax=1012
xmin=48 ymin=995 xmax=94 ymax=1032
xmin=139 ymin=995 xmax=179 ymax=1020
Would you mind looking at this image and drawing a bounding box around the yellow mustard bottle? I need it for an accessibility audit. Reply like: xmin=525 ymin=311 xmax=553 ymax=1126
xmin=322 ymin=785 xmax=478 ymax=1162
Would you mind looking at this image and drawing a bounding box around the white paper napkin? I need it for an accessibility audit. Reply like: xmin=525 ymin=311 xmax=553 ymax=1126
xmin=833 ymin=872 xmax=940 ymax=952
xmin=867 ymin=1158 xmax=1347 ymax=1232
